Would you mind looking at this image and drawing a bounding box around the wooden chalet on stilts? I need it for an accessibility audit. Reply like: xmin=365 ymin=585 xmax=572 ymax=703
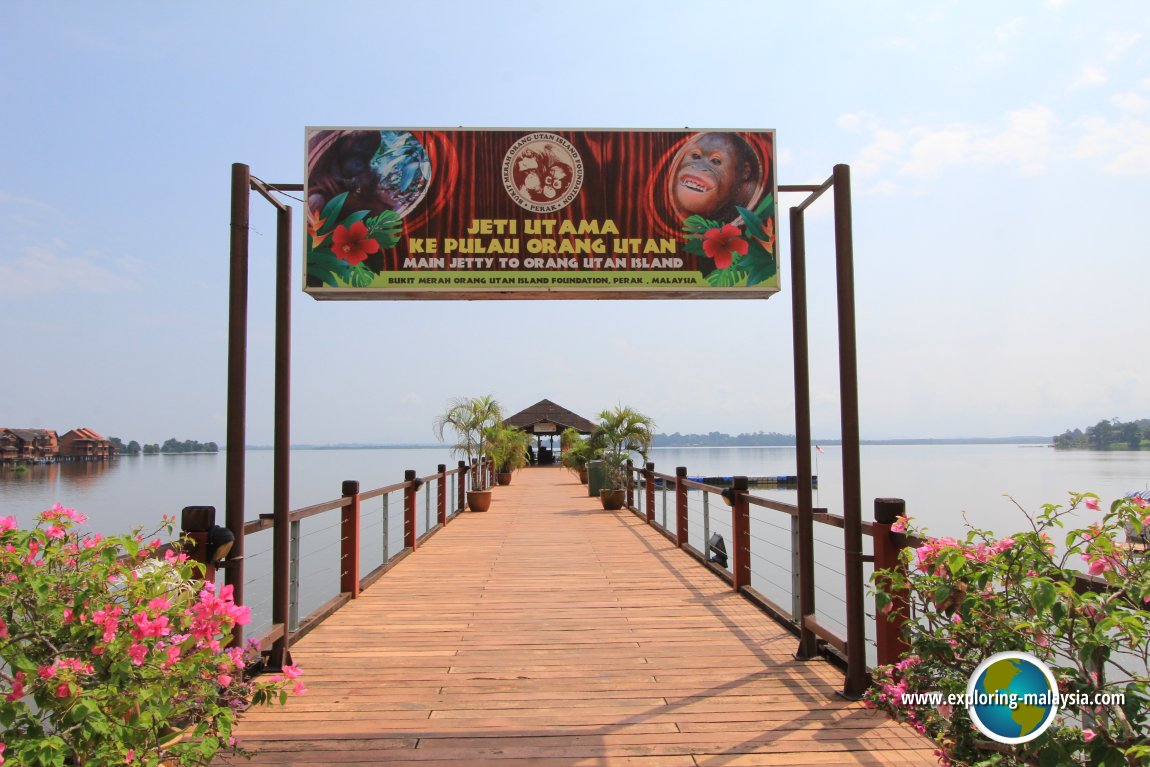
xmin=58 ymin=428 xmax=113 ymax=462
xmin=0 ymin=428 xmax=59 ymax=464
xmin=503 ymin=399 xmax=596 ymax=465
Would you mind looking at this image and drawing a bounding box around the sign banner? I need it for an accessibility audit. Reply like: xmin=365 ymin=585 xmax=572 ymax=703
xmin=304 ymin=128 xmax=778 ymax=300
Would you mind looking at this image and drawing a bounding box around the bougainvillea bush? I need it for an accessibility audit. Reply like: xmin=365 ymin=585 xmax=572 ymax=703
xmin=870 ymin=493 xmax=1150 ymax=766
xmin=0 ymin=505 xmax=302 ymax=766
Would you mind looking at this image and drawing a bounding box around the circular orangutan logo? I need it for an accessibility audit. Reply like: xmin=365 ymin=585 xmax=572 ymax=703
xmin=502 ymin=133 xmax=584 ymax=213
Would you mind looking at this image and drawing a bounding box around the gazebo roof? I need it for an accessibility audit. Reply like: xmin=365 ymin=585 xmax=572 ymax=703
xmin=504 ymin=399 xmax=596 ymax=435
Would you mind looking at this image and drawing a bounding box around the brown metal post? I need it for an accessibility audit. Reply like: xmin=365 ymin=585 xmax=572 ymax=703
xmin=874 ymin=498 xmax=910 ymax=667
xmin=625 ymin=459 xmax=634 ymax=509
xmin=224 ymin=163 xmax=249 ymax=645
xmin=833 ymin=164 xmax=868 ymax=699
xmin=269 ymin=202 xmax=292 ymax=669
xmin=675 ymin=466 xmax=688 ymax=546
xmin=340 ymin=481 xmax=361 ymax=598
xmin=731 ymin=476 xmax=751 ymax=590
xmin=644 ymin=462 xmax=656 ymax=524
xmin=437 ymin=464 xmax=447 ymax=526
xmin=790 ymin=206 xmax=818 ymax=660
xmin=404 ymin=470 xmax=418 ymax=550
xmin=457 ymin=461 xmax=467 ymax=516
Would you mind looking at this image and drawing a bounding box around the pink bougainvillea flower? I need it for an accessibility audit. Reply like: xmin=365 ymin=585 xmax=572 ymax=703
xmin=331 ymin=221 xmax=380 ymax=266
xmin=1083 ymin=728 xmax=1097 ymax=743
xmin=0 ymin=516 xmax=16 ymax=532
xmin=992 ymin=537 xmax=1015 ymax=554
xmin=128 ymin=643 xmax=148 ymax=666
xmin=891 ymin=516 xmax=908 ymax=533
xmin=702 ymin=224 xmax=749 ymax=269
xmin=5 ymin=672 xmax=24 ymax=702
xmin=1085 ymin=498 xmax=1100 ymax=511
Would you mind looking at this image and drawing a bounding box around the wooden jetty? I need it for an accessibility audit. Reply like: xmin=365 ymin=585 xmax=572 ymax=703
xmin=220 ymin=467 xmax=937 ymax=766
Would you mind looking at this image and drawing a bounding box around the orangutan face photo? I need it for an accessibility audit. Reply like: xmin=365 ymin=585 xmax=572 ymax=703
xmin=669 ymin=132 xmax=762 ymax=223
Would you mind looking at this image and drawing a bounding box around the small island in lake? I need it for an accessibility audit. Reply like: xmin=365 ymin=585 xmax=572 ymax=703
xmin=1053 ymin=417 xmax=1148 ymax=450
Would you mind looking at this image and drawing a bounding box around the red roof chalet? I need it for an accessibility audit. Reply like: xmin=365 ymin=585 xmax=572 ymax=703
xmin=59 ymin=428 xmax=113 ymax=460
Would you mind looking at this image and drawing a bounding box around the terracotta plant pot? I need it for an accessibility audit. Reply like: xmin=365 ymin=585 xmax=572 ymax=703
xmin=578 ymin=469 xmax=588 ymax=485
xmin=466 ymin=489 xmax=493 ymax=512
xmin=599 ymin=489 xmax=625 ymax=510
xmin=496 ymin=472 xmax=512 ymax=486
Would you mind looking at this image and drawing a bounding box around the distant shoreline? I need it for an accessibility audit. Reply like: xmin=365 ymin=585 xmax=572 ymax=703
xmin=235 ymin=436 xmax=1054 ymax=450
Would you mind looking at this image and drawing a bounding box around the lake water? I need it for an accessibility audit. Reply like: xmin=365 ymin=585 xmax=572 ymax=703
xmin=4 ymin=445 xmax=1149 ymax=660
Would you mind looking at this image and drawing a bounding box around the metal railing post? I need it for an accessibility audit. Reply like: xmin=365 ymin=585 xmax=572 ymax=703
xmin=458 ymin=460 xmax=467 ymax=514
xmin=381 ymin=493 xmax=390 ymax=561
xmin=791 ymin=516 xmax=802 ymax=625
xmin=340 ymin=480 xmax=361 ymax=598
xmin=625 ymin=459 xmax=634 ymax=509
xmin=731 ymin=476 xmax=751 ymax=591
xmin=288 ymin=520 xmax=301 ymax=631
xmin=437 ymin=464 xmax=447 ymax=526
xmin=874 ymin=498 xmax=910 ymax=667
xmin=703 ymin=491 xmax=711 ymax=558
xmin=675 ymin=466 xmax=688 ymax=546
xmin=644 ymin=462 xmax=655 ymax=524
xmin=404 ymin=470 xmax=418 ymax=550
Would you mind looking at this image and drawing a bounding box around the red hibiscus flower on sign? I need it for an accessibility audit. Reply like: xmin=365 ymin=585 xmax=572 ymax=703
xmin=702 ymin=224 xmax=749 ymax=270
xmin=331 ymin=221 xmax=380 ymax=266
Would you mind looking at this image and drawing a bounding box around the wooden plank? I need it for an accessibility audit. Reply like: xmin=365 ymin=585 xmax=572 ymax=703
xmin=220 ymin=467 xmax=937 ymax=766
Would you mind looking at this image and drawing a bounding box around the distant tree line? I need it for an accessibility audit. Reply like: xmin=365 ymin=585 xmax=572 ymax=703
xmin=1053 ymin=418 xmax=1149 ymax=450
xmin=109 ymin=437 xmax=219 ymax=455
xmin=653 ymin=431 xmax=795 ymax=447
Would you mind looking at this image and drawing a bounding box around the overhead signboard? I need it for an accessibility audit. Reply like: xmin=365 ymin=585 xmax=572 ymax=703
xmin=304 ymin=128 xmax=777 ymax=300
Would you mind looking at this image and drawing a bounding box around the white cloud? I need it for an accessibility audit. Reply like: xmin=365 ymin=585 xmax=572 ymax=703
xmin=1103 ymin=30 xmax=1142 ymax=63
xmin=0 ymin=242 xmax=136 ymax=297
xmin=1071 ymin=116 xmax=1150 ymax=174
xmin=1072 ymin=66 xmax=1108 ymax=89
xmin=1112 ymin=91 xmax=1150 ymax=114
xmin=837 ymin=113 xmax=864 ymax=132
xmin=900 ymin=106 xmax=1057 ymax=177
xmin=996 ymin=17 xmax=1024 ymax=43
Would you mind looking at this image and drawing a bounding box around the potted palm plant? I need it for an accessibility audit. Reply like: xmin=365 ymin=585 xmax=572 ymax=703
xmin=433 ymin=395 xmax=503 ymax=511
xmin=590 ymin=405 xmax=654 ymax=510
xmin=560 ymin=427 xmax=595 ymax=484
xmin=486 ymin=423 xmax=531 ymax=485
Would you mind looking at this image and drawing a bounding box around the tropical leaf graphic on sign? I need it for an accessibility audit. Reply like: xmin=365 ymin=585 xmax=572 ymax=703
xmin=683 ymin=192 xmax=775 ymax=288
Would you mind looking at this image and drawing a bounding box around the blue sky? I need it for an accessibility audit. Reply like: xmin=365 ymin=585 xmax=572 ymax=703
xmin=2 ymin=1 xmax=1147 ymax=445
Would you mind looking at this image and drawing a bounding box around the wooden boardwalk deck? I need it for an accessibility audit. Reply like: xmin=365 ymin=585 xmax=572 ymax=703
xmin=220 ymin=467 xmax=938 ymax=766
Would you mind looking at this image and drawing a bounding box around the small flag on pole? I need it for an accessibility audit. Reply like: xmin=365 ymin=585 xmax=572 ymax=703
xmin=815 ymin=445 xmax=825 ymax=454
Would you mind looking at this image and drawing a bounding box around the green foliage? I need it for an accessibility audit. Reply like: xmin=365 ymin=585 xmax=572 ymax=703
xmin=434 ymin=395 xmax=503 ymax=483
xmin=1054 ymin=418 xmax=1148 ymax=450
xmin=870 ymin=493 xmax=1150 ymax=765
xmin=365 ymin=209 xmax=403 ymax=248
xmin=589 ymin=406 xmax=654 ymax=491
xmin=159 ymin=438 xmax=219 ymax=454
xmin=486 ymin=423 xmax=531 ymax=474
xmin=560 ymin=427 xmax=596 ymax=476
